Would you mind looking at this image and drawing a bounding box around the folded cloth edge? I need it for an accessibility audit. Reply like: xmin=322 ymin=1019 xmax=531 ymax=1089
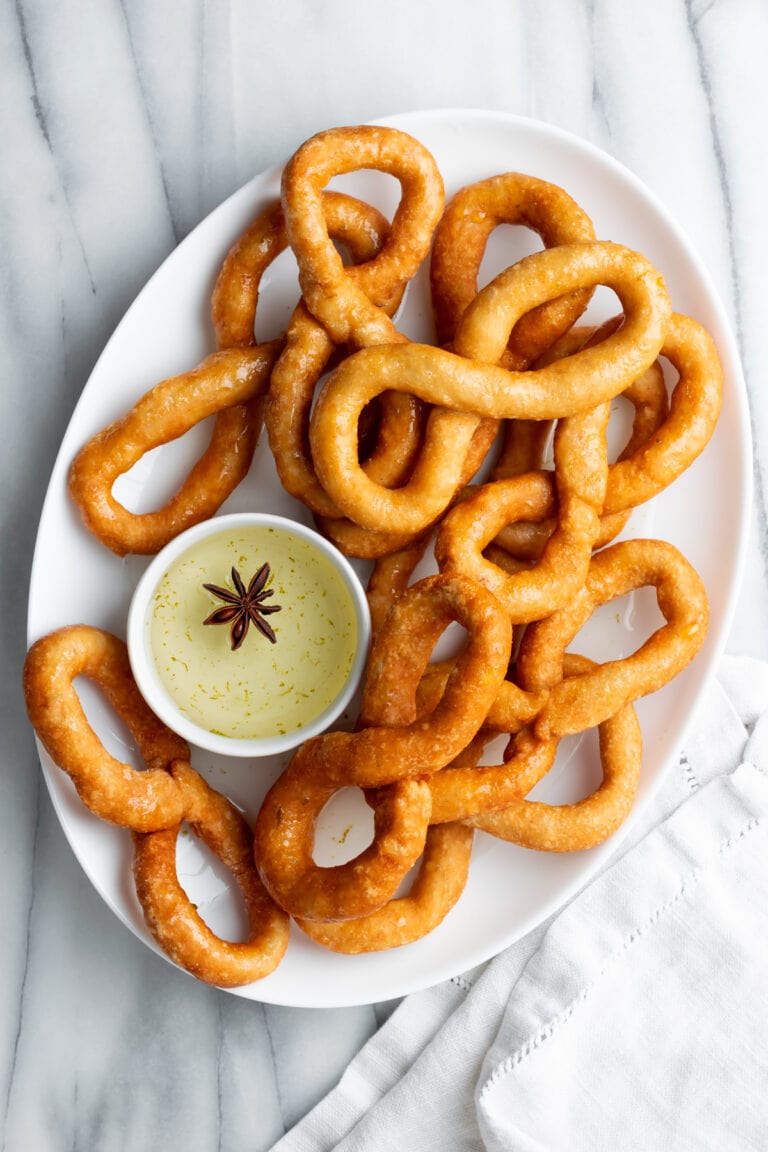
xmin=476 ymin=756 xmax=767 ymax=1143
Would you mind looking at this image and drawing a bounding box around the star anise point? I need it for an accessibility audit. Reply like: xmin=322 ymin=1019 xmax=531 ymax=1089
xmin=203 ymin=563 xmax=282 ymax=650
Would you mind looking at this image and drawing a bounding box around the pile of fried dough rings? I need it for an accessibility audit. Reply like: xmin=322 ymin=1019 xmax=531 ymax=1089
xmin=24 ymin=125 xmax=723 ymax=988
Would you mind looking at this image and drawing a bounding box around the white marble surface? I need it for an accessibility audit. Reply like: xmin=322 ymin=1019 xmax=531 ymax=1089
xmin=3 ymin=1 xmax=768 ymax=1148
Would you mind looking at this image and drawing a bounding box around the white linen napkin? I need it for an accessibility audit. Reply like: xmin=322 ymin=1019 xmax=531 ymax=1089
xmin=272 ymin=656 xmax=768 ymax=1151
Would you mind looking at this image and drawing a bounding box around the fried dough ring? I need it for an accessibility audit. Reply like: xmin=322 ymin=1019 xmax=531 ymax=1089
xmin=467 ymin=658 xmax=642 ymax=850
xmin=430 ymin=172 xmax=596 ymax=364
xmin=281 ymin=124 xmax=445 ymax=346
xmin=262 ymin=193 xmax=418 ymax=516
xmin=518 ymin=539 xmax=709 ymax=739
xmin=278 ymin=123 xmax=449 ymax=557
xmin=253 ymin=574 xmax=510 ymax=922
xmin=211 ymin=199 xmax=290 ymax=350
xmin=262 ymin=572 xmax=509 ymax=933
xmin=23 ymin=626 xmax=187 ymax=831
xmin=270 ymin=574 xmax=510 ymax=791
xmin=253 ymin=759 xmax=432 ymax=922
xmin=68 ymin=343 xmax=281 ymax=555
xmin=494 ymin=313 xmax=720 ymax=561
xmin=295 ymin=824 xmax=474 ymax=953
xmin=133 ymin=761 xmax=289 ymax=986
xmin=215 ymin=188 xmax=426 ymax=554
xmin=603 ymin=312 xmax=723 ymax=514
xmin=309 ymin=242 xmax=672 ymax=534
xmin=429 ymin=729 xmax=557 ymax=824
xmin=453 ymin=241 xmax=671 ymax=378
xmin=71 ymin=193 xmax=301 ymax=557
xmin=434 ymin=394 xmax=610 ymax=621
xmin=430 ymin=173 xmax=596 ymax=493
xmin=315 ymin=414 xmax=499 ymax=559
xmin=423 ymin=654 xmax=640 ymax=840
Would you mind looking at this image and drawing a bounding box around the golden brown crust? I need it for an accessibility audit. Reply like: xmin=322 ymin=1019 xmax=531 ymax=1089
xmin=264 ymin=191 xmax=413 ymax=519
xmin=23 ymin=625 xmax=188 ymax=831
xmin=253 ymin=758 xmax=432 ymax=922
xmin=211 ymin=199 xmax=290 ymax=350
xmin=366 ymin=534 xmax=431 ymax=638
xmin=429 ymin=729 xmax=557 ymax=825
xmin=469 ymin=658 xmax=644 ymax=847
xmin=133 ymin=762 xmax=289 ymax=986
xmin=317 ymin=414 xmax=499 ymax=560
xmin=68 ymin=344 xmax=280 ymax=555
xmin=468 ymin=685 xmax=643 ymax=852
xmin=308 ymin=242 xmax=672 ymax=536
xmin=253 ymin=573 xmax=511 ymax=927
xmin=430 ymin=172 xmax=596 ymax=362
xmin=268 ymin=140 xmax=446 ymax=559
xmin=604 ymin=312 xmax=723 ymax=514
xmin=518 ymin=539 xmax=710 ymax=738
xmin=454 ymin=241 xmax=671 ymax=391
xmin=281 ymin=125 xmax=445 ymax=346
xmin=434 ymin=390 xmax=610 ymax=623
xmin=295 ymin=824 xmax=474 ymax=952
xmin=354 ymin=574 xmax=512 ymax=781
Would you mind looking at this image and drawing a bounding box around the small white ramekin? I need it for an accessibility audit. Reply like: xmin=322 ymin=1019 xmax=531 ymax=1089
xmin=127 ymin=513 xmax=371 ymax=757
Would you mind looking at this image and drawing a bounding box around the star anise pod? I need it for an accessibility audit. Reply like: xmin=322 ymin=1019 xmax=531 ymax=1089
xmin=203 ymin=563 xmax=282 ymax=650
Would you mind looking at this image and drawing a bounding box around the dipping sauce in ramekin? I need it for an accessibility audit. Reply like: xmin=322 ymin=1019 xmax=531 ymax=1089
xmin=128 ymin=514 xmax=370 ymax=756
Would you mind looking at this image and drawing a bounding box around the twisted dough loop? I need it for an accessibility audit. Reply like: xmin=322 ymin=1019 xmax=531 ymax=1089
xmin=23 ymin=626 xmax=188 ymax=831
xmin=435 ymin=394 xmax=610 ymax=622
xmin=260 ymin=191 xmax=415 ymax=519
xmin=132 ymin=761 xmax=289 ymax=987
xmin=518 ymin=538 xmax=709 ymax=738
xmin=295 ymin=824 xmax=474 ymax=953
xmin=23 ymin=626 xmax=290 ymax=986
xmin=309 ymin=241 xmax=672 ymax=535
xmin=466 ymin=657 xmax=643 ymax=851
xmin=281 ymin=124 xmax=445 ymax=345
xmin=72 ymin=186 xmax=314 ymax=558
xmin=271 ymin=570 xmax=512 ymax=939
xmin=253 ymin=574 xmax=512 ymax=924
xmin=430 ymin=172 xmax=598 ymax=491
xmin=355 ymin=574 xmax=513 ymax=781
xmin=430 ymin=171 xmax=596 ymax=364
xmin=275 ymin=126 xmax=447 ymax=558
xmin=69 ymin=343 xmax=280 ymax=556
xmin=253 ymin=766 xmax=432 ymax=922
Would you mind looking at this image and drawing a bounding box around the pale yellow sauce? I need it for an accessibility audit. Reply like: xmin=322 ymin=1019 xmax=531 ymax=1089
xmin=149 ymin=525 xmax=358 ymax=740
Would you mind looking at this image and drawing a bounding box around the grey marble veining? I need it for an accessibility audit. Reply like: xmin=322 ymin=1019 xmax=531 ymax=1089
xmin=3 ymin=1 xmax=767 ymax=1148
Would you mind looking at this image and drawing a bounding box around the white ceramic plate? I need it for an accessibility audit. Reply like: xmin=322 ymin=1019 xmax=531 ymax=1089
xmin=27 ymin=110 xmax=751 ymax=1007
